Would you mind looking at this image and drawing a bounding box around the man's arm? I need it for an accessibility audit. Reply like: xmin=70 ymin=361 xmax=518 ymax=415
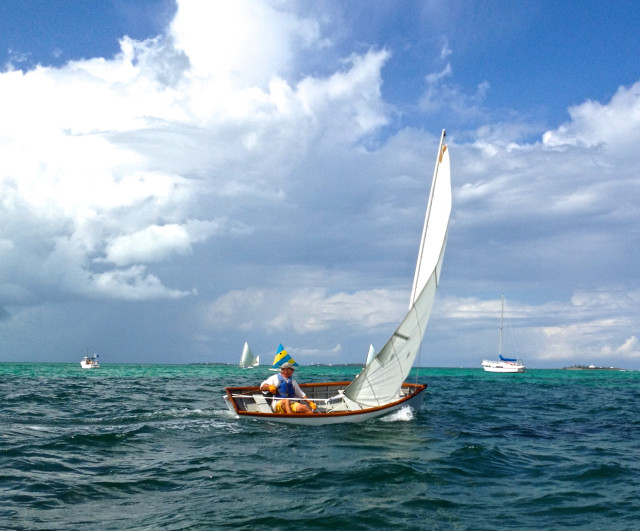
xmin=261 ymin=375 xmax=277 ymax=393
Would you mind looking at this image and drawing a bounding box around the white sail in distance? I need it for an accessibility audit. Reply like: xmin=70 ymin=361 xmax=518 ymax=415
xmin=239 ymin=342 xmax=259 ymax=368
xmin=344 ymin=130 xmax=451 ymax=407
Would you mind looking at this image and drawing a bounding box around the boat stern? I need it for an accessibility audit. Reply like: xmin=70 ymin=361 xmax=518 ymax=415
xmin=223 ymin=394 xmax=239 ymax=417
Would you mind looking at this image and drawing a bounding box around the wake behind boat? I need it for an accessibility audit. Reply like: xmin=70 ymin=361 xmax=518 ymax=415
xmin=481 ymin=295 xmax=525 ymax=373
xmin=224 ymin=129 xmax=452 ymax=424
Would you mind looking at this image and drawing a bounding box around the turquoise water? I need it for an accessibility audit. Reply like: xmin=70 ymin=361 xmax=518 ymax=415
xmin=1 ymin=363 xmax=638 ymax=530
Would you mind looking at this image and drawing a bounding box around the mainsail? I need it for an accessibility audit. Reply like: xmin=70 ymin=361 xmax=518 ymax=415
xmin=344 ymin=130 xmax=451 ymax=407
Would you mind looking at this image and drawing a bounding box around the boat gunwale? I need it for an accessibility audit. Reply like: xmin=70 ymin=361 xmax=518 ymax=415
xmin=224 ymin=381 xmax=427 ymax=419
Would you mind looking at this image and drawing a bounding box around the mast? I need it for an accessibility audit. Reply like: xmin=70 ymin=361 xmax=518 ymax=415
xmin=499 ymin=294 xmax=504 ymax=356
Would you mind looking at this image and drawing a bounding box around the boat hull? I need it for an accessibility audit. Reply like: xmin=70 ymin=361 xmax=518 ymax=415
xmin=481 ymin=361 xmax=524 ymax=373
xmin=223 ymin=381 xmax=427 ymax=425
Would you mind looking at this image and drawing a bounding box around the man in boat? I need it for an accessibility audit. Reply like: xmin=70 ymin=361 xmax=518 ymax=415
xmin=260 ymin=362 xmax=316 ymax=414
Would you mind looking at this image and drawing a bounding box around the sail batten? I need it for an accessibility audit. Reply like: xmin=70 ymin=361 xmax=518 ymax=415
xmin=344 ymin=130 xmax=451 ymax=408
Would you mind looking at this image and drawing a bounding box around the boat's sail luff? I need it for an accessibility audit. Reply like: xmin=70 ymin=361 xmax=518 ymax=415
xmin=344 ymin=134 xmax=451 ymax=407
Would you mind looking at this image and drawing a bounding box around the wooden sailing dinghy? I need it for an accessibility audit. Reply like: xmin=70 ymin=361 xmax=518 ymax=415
xmin=223 ymin=130 xmax=452 ymax=425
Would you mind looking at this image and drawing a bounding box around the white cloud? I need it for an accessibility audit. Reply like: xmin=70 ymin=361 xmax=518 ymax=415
xmin=88 ymin=266 xmax=192 ymax=300
xmin=202 ymin=286 xmax=406 ymax=335
xmin=104 ymin=220 xmax=221 ymax=266
xmin=617 ymin=336 xmax=640 ymax=357
xmin=270 ymin=287 xmax=405 ymax=333
xmin=439 ymin=38 xmax=452 ymax=61
xmin=539 ymin=319 xmax=640 ymax=362
xmin=543 ymin=81 xmax=640 ymax=150
xmin=0 ymin=0 xmax=394 ymax=307
xmin=419 ymin=63 xmax=452 ymax=113
xmin=169 ymin=0 xmax=321 ymax=87
xmin=419 ymin=62 xmax=490 ymax=119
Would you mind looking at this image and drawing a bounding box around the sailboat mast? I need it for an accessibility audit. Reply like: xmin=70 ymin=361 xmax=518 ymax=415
xmin=499 ymin=294 xmax=504 ymax=356
xmin=410 ymin=129 xmax=446 ymax=308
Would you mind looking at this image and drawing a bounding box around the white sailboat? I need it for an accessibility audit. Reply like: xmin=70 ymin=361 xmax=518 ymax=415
xmin=223 ymin=129 xmax=452 ymax=425
xmin=481 ymin=295 xmax=525 ymax=373
xmin=239 ymin=342 xmax=259 ymax=368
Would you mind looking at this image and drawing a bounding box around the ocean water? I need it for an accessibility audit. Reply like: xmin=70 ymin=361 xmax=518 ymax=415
xmin=1 ymin=363 xmax=638 ymax=530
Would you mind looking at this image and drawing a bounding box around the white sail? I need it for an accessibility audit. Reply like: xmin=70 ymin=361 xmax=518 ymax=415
xmin=344 ymin=130 xmax=451 ymax=407
xmin=239 ymin=342 xmax=258 ymax=368
xmin=409 ymin=132 xmax=451 ymax=308
xmin=365 ymin=344 xmax=377 ymax=365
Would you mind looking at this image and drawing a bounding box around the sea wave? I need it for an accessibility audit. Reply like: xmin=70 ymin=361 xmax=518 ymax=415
xmin=2 ymin=365 xmax=639 ymax=529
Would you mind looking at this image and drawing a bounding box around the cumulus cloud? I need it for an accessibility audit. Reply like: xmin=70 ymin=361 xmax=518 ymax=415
xmin=0 ymin=0 xmax=392 ymax=309
xmin=169 ymin=0 xmax=322 ymax=87
xmin=88 ymin=266 xmax=191 ymax=300
xmin=103 ymin=220 xmax=222 ymax=266
xmin=202 ymin=286 xmax=406 ymax=335
xmin=543 ymin=81 xmax=640 ymax=150
xmin=539 ymin=320 xmax=640 ymax=362
xmin=617 ymin=336 xmax=640 ymax=357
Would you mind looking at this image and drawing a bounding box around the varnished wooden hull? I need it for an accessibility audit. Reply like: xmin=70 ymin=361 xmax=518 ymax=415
xmin=223 ymin=381 xmax=427 ymax=425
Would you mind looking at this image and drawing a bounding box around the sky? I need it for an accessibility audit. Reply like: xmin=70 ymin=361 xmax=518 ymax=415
xmin=1 ymin=0 xmax=639 ymax=368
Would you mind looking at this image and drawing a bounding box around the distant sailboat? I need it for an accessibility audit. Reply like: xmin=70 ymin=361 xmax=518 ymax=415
xmin=239 ymin=342 xmax=259 ymax=369
xmin=481 ymin=295 xmax=525 ymax=373
xmin=224 ymin=129 xmax=451 ymax=424
xmin=269 ymin=344 xmax=299 ymax=371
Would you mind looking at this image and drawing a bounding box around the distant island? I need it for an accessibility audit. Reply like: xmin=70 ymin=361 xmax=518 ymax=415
xmin=563 ymin=364 xmax=626 ymax=371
